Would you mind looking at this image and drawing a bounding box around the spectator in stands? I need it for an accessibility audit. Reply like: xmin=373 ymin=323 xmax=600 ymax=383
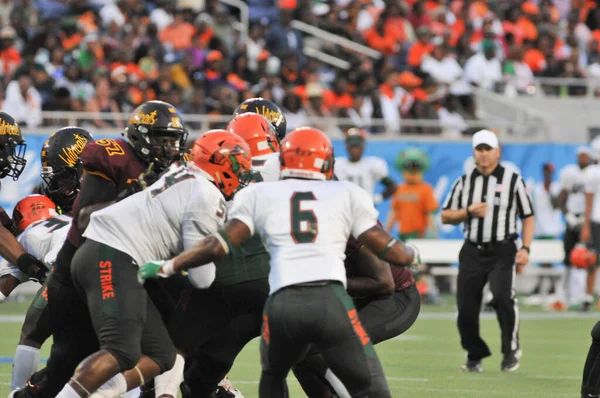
xmin=266 ymin=2 xmax=303 ymax=57
xmin=85 ymin=77 xmax=122 ymax=128
xmin=2 ymin=73 xmax=42 ymax=127
xmin=160 ymin=8 xmax=196 ymax=52
xmin=0 ymin=27 xmax=21 ymax=83
xmin=503 ymin=46 xmax=534 ymax=94
xmin=282 ymin=90 xmax=308 ymax=130
xmin=438 ymin=95 xmax=468 ymax=138
xmin=463 ymin=39 xmax=503 ymax=91
xmin=421 ymin=42 xmax=471 ymax=99
xmin=408 ymin=26 xmax=434 ymax=68
xmin=379 ymin=70 xmax=409 ymax=134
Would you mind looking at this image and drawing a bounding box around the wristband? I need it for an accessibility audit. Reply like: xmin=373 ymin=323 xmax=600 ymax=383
xmin=161 ymin=260 xmax=176 ymax=276
xmin=521 ymin=246 xmax=530 ymax=253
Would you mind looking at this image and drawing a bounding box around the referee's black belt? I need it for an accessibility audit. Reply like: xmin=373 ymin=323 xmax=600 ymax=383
xmin=465 ymin=239 xmax=515 ymax=252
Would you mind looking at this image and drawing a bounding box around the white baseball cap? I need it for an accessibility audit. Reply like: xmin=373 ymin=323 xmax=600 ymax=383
xmin=472 ymin=129 xmax=499 ymax=149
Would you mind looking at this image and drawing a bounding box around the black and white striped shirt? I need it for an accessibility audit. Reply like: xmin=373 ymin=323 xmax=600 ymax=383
xmin=442 ymin=164 xmax=534 ymax=244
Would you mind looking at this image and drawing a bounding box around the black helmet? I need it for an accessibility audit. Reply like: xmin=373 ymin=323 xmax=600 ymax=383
xmin=0 ymin=112 xmax=26 ymax=180
xmin=125 ymin=100 xmax=188 ymax=172
xmin=234 ymin=97 xmax=287 ymax=142
xmin=41 ymin=127 xmax=93 ymax=212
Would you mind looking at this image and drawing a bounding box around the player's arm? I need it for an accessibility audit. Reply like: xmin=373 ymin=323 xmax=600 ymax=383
xmin=379 ymin=177 xmax=397 ymax=201
xmin=346 ymin=246 xmax=395 ymax=296
xmin=77 ymin=173 xmax=117 ymax=231
xmin=358 ymin=224 xmax=416 ymax=267
xmin=138 ymin=219 xmax=252 ymax=279
xmin=582 ymin=169 xmax=597 ymax=242
xmin=558 ymin=188 xmax=568 ymax=214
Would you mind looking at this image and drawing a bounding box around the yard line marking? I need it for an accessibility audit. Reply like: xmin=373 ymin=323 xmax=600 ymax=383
xmin=391 ymin=335 xmax=427 ymax=341
xmin=389 ymin=350 xmax=582 ymax=360
xmin=0 ymin=315 xmax=25 ymax=323
xmin=407 ymin=386 xmax=572 ymax=397
xmin=0 ymin=358 xmax=47 ymax=364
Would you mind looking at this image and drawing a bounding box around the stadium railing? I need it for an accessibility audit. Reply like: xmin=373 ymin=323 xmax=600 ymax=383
xmin=33 ymin=111 xmax=548 ymax=141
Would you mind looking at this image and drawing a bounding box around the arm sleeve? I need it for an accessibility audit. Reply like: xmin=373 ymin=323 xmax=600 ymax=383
xmin=373 ymin=157 xmax=390 ymax=182
xmin=349 ymin=184 xmax=379 ymax=237
xmin=559 ymin=167 xmax=572 ymax=191
xmin=585 ymin=168 xmax=598 ymax=194
xmin=227 ymin=186 xmax=257 ymax=236
xmin=516 ymin=176 xmax=535 ymax=218
xmin=442 ymin=176 xmax=464 ymax=210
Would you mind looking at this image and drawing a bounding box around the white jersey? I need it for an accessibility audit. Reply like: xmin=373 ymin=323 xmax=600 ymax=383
xmin=532 ymin=181 xmax=563 ymax=237
xmin=228 ymin=179 xmax=379 ymax=294
xmin=252 ymin=152 xmax=280 ymax=183
xmin=84 ymin=162 xmax=226 ymax=287
xmin=559 ymin=164 xmax=586 ymax=223
xmin=0 ymin=214 xmax=71 ymax=283
xmin=584 ymin=164 xmax=600 ymax=224
xmin=334 ymin=156 xmax=389 ymax=199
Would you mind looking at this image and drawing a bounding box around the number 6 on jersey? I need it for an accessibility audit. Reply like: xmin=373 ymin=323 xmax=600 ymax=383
xmin=290 ymin=192 xmax=318 ymax=243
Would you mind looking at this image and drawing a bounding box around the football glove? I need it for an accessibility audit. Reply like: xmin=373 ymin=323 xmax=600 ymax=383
xmin=138 ymin=259 xmax=175 ymax=283
xmin=138 ymin=162 xmax=160 ymax=190
xmin=17 ymin=253 xmax=47 ymax=284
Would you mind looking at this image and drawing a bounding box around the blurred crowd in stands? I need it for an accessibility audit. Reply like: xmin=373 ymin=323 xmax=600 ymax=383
xmin=0 ymin=0 xmax=599 ymax=135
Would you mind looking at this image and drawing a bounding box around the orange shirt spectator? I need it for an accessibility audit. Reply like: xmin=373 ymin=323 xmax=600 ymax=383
xmin=363 ymin=25 xmax=401 ymax=55
xmin=524 ymin=48 xmax=547 ymax=72
xmin=159 ymin=17 xmax=196 ymax=51
xmin=516 ymin=16 xmax=538 ymax=42
xmin=0 ymin=46 xmax=20 ymax=78
xmin=408 ymin=41 xmax=434 ymax=67
xmin=388 ymin=182 xmax=438 ymax=237
xmin=323 ymin=90 xmax=354 ymax=111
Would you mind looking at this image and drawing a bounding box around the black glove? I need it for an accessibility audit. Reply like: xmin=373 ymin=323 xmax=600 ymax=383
xmin=138 ymin=162 xmax=160 ymax=189
xmin=115 ymin=179 xmax=144 ymax=202
xmin=17 ymin=253 xmax=47 ymax=284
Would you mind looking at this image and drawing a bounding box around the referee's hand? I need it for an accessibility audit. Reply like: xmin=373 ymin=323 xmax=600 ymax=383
xmin=468 ymin=202 xmax=488 ymax=218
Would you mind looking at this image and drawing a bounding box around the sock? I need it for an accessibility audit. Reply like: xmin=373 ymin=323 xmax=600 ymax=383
xmin=570 ymin=268 xmax=587 ymax=305
xmin=90 ymin=373 xmax=127 ymax=398
xmin=124 ymin=387 xmax=140 ymax=397
xmin=11 ymin=345 xmax=40 ymax=391
xmin=0 ymin=291 xmax=6 ymax=303
xmin=324 ymin=369 xmax=351 ymax=398
xmin=155 ymin=354 xmax=185 ymax=397
xmin=56 ymin=384 xmax=81 ymax=398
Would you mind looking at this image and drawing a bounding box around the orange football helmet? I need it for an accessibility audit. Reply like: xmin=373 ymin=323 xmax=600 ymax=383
xmin=570 ymin=244 xmax=598 ymax=269
xmin=227 ymin=113 xmax=280 ymax=157
xmin=12 ymin=195 xmax=58 ymax=233
xmin=280 ymin=127 xmax=334 ymax=180
xmin=191 ymin=130 xmax=252 ymax=199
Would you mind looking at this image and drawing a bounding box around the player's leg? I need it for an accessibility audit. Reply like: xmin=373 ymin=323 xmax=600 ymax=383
xmin=11 ymin=282 xmax=52 ymax=391
xmin=259 ymin=289 xmax=313 ymax=398
xmin=293 ymin=284 xmax=421 ymax=397
xmin=487 ymin=243 xmax=520 ymax=371
xmin=586 ymin=222 xmax=600 ymax=311
xmin=182 ymin=279 xmax=269 ymax=397
xmin=581 ymin=320 xmax=600 ymax=398
xmin=314 ymin=283 xmax=390 ymax=397
xmin=57 ymin=240 xmax=162 ymax=397
xmin=457 ymin=244 xmax=492 ymax=365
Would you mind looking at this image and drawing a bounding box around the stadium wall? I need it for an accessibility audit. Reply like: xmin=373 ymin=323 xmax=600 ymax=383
xmin=2 ymin=135 xmax=579 ymax=239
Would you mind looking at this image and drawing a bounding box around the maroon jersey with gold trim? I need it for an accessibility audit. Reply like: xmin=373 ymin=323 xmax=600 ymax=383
xmin=66 ymin=138 xmax=146 ymax=247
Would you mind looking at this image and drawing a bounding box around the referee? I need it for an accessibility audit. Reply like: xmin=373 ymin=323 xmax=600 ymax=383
xmin=441 ymin=129 xmax=534 ymax=373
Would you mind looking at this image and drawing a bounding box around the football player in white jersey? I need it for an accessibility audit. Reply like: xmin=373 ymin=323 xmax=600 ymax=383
xmin=140 ymin=127 xmax=418 ymax=398
xmin=1 ymin=195 xmax=71 ymax=392
xmin=558 ymin=146 xmax=591 ymax=306
xmin=334 ymin=128 xmax=396 ymax=205
xmin=53 ymin=131 xmax=252 ymax=398
xmin=160 ymin=113 xmax=280 ymax=398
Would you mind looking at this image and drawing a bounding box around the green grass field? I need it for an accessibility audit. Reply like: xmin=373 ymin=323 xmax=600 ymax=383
xmin=0 ymin=299 xmax=596 ymax=397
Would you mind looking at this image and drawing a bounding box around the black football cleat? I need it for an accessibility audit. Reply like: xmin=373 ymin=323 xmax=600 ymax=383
xmin=460 ymin=359 xmax=482 ymax=372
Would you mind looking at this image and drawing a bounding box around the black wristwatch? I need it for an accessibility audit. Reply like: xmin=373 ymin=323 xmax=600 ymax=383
xmin=521 ymin=246 xmax=530 ymax=253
